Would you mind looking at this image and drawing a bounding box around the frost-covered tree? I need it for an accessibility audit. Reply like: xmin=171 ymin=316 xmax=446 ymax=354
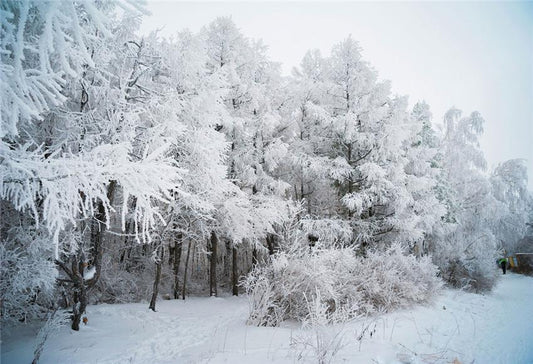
xmin=201 ymin=17 xmax=294 ymax=294
xmin=490 ymin=159 xmax=531 ymax=254
xmin=288 ymin=37 xmax=429 ymax=253
xmin=404 ymin=101 xmax=446 ymax=256
xmin=432 ymin=108 xmax=500 ymax=291
xmin=283 ymin=50 xmax=337 ymax=217
xmin=145 ymin=28 xmax=239 ymax=303
xmin=0 ymin=1 xmax=182 ymax=328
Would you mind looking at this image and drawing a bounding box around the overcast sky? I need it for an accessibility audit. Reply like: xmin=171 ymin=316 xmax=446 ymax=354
xmin=140 ymin=1 xmax=533 ymax=190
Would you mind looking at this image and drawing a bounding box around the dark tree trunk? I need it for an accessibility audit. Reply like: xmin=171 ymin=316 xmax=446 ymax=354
xmin=121 ymin=196 xmax=137 ymax=265
xmin=68 ymin=257 xmax=88 ymax=331
xmin=62 ymin=181 xmax=116 ymax=331
xmin=252 ymin=247 xmax=258 ymax=267
xmin=89 ymin=181 xmax=116 ymax=288
xmin=182 ymin=239 xmax=193 ymax=300
xmin=119 ymin=195 xmax=141 ymax=275
xmin=266 ymin=233 xmax=278 ymax=255
xmin=149 ymin=247 xmax=164 ymax=311
xmin=209 ymin=231 xmax=218 ymax=297
xmin=172 ymin=235 xmax=182 ymax=299
xmin=71 ymin=278 xmax=87 ymax=331
xmin=232 ymin=245 xmax=238 ymax=296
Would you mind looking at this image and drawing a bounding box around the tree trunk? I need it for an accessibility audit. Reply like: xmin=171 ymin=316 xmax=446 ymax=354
xmin=172 ymin=236 xmax=182 ymax=299
xmin=149 ymin=247 xmax=164 ymax=311
xmin=123 ymin=196 xmax=137 ymax=240
xmin=55 ymin=258 xmax=83 ymax=331
xmin=71 ymin=282 xmax=87 ymax=331
xmin=266 ymin=233 xmax=278 ymax=255
xmin=209 ymin=231 xmax=218 ymax=297
xmin=182 ymin=240 xmax=193 ymax=300
xmin=89 ymin=181 xmax=116 ymax=289
xmin=70 ymin=257 xmax=87 ymax=331
xmin=232 ymin=245 xmax=238 ymax=296
xmin=65 ymin=181 xmax=116 ymax=331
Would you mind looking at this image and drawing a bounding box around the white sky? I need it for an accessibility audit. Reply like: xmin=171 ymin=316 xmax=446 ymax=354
xmin=140 ymin=1 xmax=533 ymax=190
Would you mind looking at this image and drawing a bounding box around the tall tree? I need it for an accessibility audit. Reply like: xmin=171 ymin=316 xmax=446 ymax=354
xmin=490 ymin=159 xmax=531 ymax=254
xmin=1 ymin=0 xmax=181 ymax=327
xmin=433 ymin=108 xmax=499 ymax=290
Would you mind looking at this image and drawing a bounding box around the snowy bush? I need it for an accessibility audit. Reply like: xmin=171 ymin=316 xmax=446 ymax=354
xmin=429 ymin=226 xmax=499 ymax=292
xmin=299 ymin=218 xmax=354 ymax=248
xmin=360 ymin=244 xmax=442 ymax=310
xmin=93 ymin=254 xmax=145 ymax=304
xmin=436 ymin=253 xmax=498 ymax=292
xmin=244 ymin=243 xmax=442 ymax=326
xmin=0 ymin=226 xmax=58 ymax=323
xmin=291 ymin=290 xmax=347 ymax=364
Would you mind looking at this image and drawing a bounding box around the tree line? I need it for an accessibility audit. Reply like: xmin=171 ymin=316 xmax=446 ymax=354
xmin=1 ymin=1 xmax=531 ymax=330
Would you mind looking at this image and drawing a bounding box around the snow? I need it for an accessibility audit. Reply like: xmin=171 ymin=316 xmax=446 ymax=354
xmin=83 ymin=267 xmax=96 ymax=281
xmin=2 ymin=273 xmax=532 ymax=364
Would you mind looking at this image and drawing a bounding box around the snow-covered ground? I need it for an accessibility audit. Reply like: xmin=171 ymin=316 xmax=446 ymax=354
xmin=2 ymin=273 xmax=533 ymax=364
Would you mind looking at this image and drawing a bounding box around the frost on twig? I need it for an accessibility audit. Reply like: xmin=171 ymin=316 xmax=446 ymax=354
xmin=32 ymin=309 xmax=69 ymax=364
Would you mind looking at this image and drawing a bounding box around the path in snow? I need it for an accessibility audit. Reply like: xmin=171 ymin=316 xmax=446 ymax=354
xmin=2 ymin=272 xmax=532 ymax=364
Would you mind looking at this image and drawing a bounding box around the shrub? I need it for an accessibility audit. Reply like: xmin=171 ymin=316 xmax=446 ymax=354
xmin=0 ymin=227 xmax=58 ymax=323
xmin=244 ymin=243 xmax=442 ymax=326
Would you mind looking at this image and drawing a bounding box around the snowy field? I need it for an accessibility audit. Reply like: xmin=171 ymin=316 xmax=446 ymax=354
xmin=2 ymin=273 xmax=532 ymax=364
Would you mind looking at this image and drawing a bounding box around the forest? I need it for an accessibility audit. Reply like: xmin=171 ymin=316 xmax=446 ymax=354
xmin=1 ymin=0 xmax=532 ymax=345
